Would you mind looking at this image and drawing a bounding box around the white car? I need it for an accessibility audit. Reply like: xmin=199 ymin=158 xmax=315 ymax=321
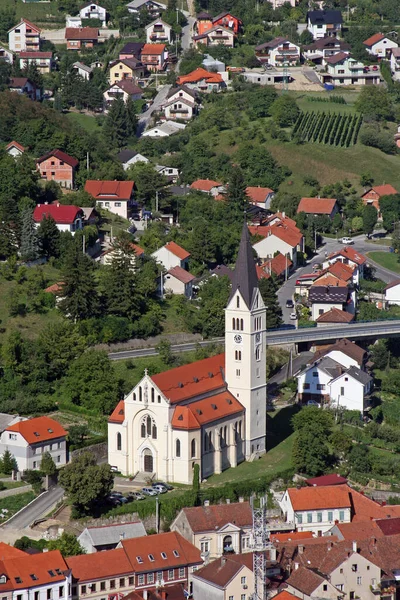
xmin=142 ymin=487 xmax=157 ymax=496
xmin=290 ymin=312 xmax=297 ymax=320
xmin=341 ymin=237 xmax=354 ymax=245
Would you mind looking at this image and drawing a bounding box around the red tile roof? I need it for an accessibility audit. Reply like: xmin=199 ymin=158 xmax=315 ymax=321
xmin=65 ymin=27 xmax=99 ymax=40
xmin=193 ymin=554 xmax=250 ymax=587
xmin=120 ymin=532 xmax=202 ymax=572
xmin=375 ymin=517 xmax=400 ymax=536
xmin=246 ymin=186 xmax=274 ymax=204
xmin=164 ymin=241 xmax=190 ymax=260
xmin=171 ymin=391 xmax=244 ymax=430
xmin=9 ymin=18 xmax=40 ymax=33
xmin=37 ymin=149 xmax=79 ymax=168
xmin=268 ymin=223 xmax=303 ymax=248
xmin=0 ymin=549 xmax=68 ymax=591
xmin=84 ymin=180 xmax=134 ymax=200
xmin=177 ymin=68 xmax=223 ymax=85
xmin=33 ymin=204 xmax=83 ymax=225
xmin=270 ymin=531 xmax=314 ymax=543
xmin=66 ymin=548 xmax=133 ymax=582
xmin=6 ymin=416 xmax=67 ymax=445
xmin=108 ymin=400 xmax=125 ymax=424
xmin=306 ymin=474 xmax=348 ymax=486
xmin=312 ymin=338 xmax=365 ymax=365
xmin=274 ymin=593 xmax=299 ymax=600
xmin=334 ymin=520 xmax=384 ymax=541
xmin=286 ymin=565 xmax=326 ymax=596
xmin=287 ymin=485 xmax=351 ymax=511
xmin=19 ymin=51 xmax=52 ymax=59
xmin=257 ymin=253 xmax=292 ymax=279
xmin=141 ymin=43 xmax=166 ymax=55
xmin=180 ymin=501 xmax=252 ymax=533
xmin=312 ymin=273 xmax=348 ymax=288
xmin=124 ymin=585 xmax=186 ymax=600
xmin=370 ymin=184 xmax=398 ymax=197
xmin=6 ymin=140 xmax=25 ymax=152
xmin=0 ymin=542 xmax=26 ymax=559
xmin=363 ymin=32 xmax=385 ymax=46
xmin=327 ymin=246 xmax=367 ymax=265
xmin=190 ymin=179 xmax=222 ymax=192
xmin=316 ymin=308 xmax=354 ymax=323
xmin=167 ymin=266 xmax=195 ymax=284
xmin=44 ymin=282 xmax=64 ymax=294
xmin=297 ymin=197 xmax=337 ymax=215
xmin=151 ymin=353 xmax=225 ymax=404
xmin=327 ymin=260 xmax=355 ymax=281
xmin=324 ymin=52 xmax=348 ymax=64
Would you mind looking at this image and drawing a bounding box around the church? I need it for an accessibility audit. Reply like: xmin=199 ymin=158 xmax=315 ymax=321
xmin=108 ymin=224 xmax=267 ymax=484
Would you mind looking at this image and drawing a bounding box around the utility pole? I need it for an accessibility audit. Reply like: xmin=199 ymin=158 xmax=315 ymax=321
xmin=82 ymin=233 xmax=85 ymax=255
xmin=87 ymin=151 xmax=89 ymax=171
xmin=155 ymin=496 xmax=159 ymax=533
xmin=156 ymin=190 xmax=159 ymax=213
xmin=314 ymin=229 xmax=318 ymax=252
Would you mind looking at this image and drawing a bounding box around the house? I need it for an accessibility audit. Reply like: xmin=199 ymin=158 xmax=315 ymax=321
xmin=0 ymin=544 xmax=72 ymax=600
xmin=79 ymin=2 xmax=107 ymax=26
xmin=164 ymin=85 xmax=199 ymax=111
xmin=391 ymin=48 xmax=400 ymax=81
xmin=295 ymin=272 xmax=322 ymax=297
xmin=73 ymin=61 xmax=93 ymax=79
xmin=65 ymin=27 xmax=99 ymax=50
xmin=361 ymin=183 xmax=397 ymax=219
xmin=363 ymin=32 xmax=398 ymax=58
xmin=309 ymin=284 xmax=350 ymax=320
xmin=101 ymin=243 xmax=144 ymax=268
xmin=326 ymin=260 xmax=358 ymax=286
xmin=307 ymin=10 xmax=343 ymax=40
xmin=202 ymin=54 xmax=225 ymax=72
xmin=126 ymin=0 xmax=166 ymax=17
xmin=312 ymin=272 xmax=355 ymax=313
xmin=6 ymin=141 xmax=25 ymax=157
xmin=117 ymin=150 xmax=149 ymax=170
xmin=297 ymin=197 xmax=339 ymax=219
xmin=107 ymin=225 xmax=267 ymax=483
xmin=77 ymin=521 xmax=147 ymax=553
xmin=142 ymin=121 xmax=186 ymax=137
xmin=246 ymin=186 xmax=275 ymax=209
xmin=302 ymin=36 xmax=350 ymax=65
xmin=279 ymin=484 xmax=352 ymax=534
xmin=0 ymin=44 xmax=13 ymax=63
xmin=385 ymin=280 xmax=400 ymax=306
xmin=164 ymin=97 xmax=197 ymax=121
xmin=140 ymin=43 xmax=167 ymax=71
xmin=193 ymin=26 xmax=236 ymax=49
xmin=0 ymin=415 xmax=67 ymax=471
xmin=312 ymin=338 xmax=367 ymax=370
xmin=152 ymin=240 xmax=190 ymax=270
xmin=109 ymin=59 xmax=145 ymax=85
xmin=145 ymin=19 xmax=172 ymax=44
xmin=33 ymin=204 xmax=84 ymax=235
xmin=19 ymin=51 xmax=53 ymax=73
xmin=171 ymin=501 xmax=253 ymax=559
xmin=163 ymin=266 xmax=195 ymax=298
xmin=194 ymin=11 xmax=242 ymax=35
xmin=177 ymin=68 xmax=225 ymax=93
xmin=8 ymin=18 xmax=40 ymax=52
xmin=250 ymin=222 xmax=304 ymax=268
xmin=119 ymin=42 xmax=144 ymax=60
xmin=9 ymin=77 xmax=40 ymax=100
xmin=284 ymin=564 xmax=341 ymax=599
xmin=296 ymin=356 xmax=343 ymax=405
xmin=156 ymin=165 xmax=180 ymax=182
xmin=103 ymin=80 xmax=143 ymax=109
xmin=255 ymin=37 xmax=300 ymax=66
xmin=257 ymin=253 xmax=292 ymax=280
xmin=190 ymin=179 xmax=224 ymax=197
xmin=321 ymin=54 xmax=381 ymax=86
xmin=329 ymin=365 xmax=373 ymax=412
xmin=316 ymin=307 xmax=354 ymax=326
xmin=192 ymin=554 xmax=255 ymax=600
xmin=306 ymin=473 xmax=348 ymax=486
xmin=36 ymin=149 xmax=79 ymax=189
xmin=80 ymin=206 xmax=98 ymax=226
xmin=323 ymin=247 xmax=367 ymax=283
xmin=84 ymin=180 xmax=135 ymax=219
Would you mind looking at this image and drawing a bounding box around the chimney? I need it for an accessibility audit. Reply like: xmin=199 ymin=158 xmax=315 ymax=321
xmin=143 ymin=591 xmax=148 ymax=600
xmin=298 ymin=545 xmax=304 ymax=554
xmin=294 ymin=562 xmax=299 ymax=570
xmin=204 ymin=500 xmax=210 ymax=507
xmin=270 ymin=547 xmax=277 ymax=561
xmin=238 ymin=497 xmax=244 ymax=503
xmin=352 ymin=541 xmax=357 ymax=553
xmin=282 ymin=211 xmax=285 ymax=219
xmin=226 ymin=499 xmax=230 ymax=504
xmin=221 ymin=556 xmax=226 ymax=566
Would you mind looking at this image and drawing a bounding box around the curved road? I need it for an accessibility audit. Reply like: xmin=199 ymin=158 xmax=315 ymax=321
xmin=2 ymin=486 xmax=64 ymax=530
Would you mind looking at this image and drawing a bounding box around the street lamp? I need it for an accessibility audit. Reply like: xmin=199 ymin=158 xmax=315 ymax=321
xmin=176 ymin=7 xmax=179 ymax=23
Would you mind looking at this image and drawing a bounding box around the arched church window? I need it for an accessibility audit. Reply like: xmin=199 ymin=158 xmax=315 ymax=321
xmin=236 ymin=318 xmax=240 ymax=330
xmin=232 ymin=318 xmax=236 ymax=330
xmin=157 ymin=395 xmax=161 ymax=403
xmin=152 ymin=423 xmax=157 ymax=439
xmin=133 ymin=392 xmax=136 ymax=401
xmin=117 ymin=432 xmax=122 ymax=451
xmin=141 ymin=422 xmax=146 ymax=438
xmin=139 ymin=387 xmax=142 ymax=401
xmin=176 ymin=439 xmax=181 ymax=457
xmin=147 ymin=416 xmax=152 ymax=436
xmin=151 ymin=388 xmax=155 ymax=402
xmin=140 ymin=414 xmax=157 ymax=440
xmin=240 ymin=319 xmax=244 ymax=331
xmin=236 ymin=296 xmax=240 ymax=308
xmin=191 ymin=439 xmax=196 ymax=458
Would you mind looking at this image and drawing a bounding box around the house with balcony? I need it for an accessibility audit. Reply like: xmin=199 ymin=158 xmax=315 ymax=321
xmin=145 ymin=19 xmax=172 ymax=44
xmin=103 ymin=79 xmax=143 ymax=109
xmin=163 ymin=86 xmax=199 ymax=121
xmin=85 ymin=180 xmax=135 ymax=219
xmin=8 ymin=77 xmax=41 ymax=100
xmin=36 ymin=149 xmax=79 ymax=189
xmin=363 ymin=32 xmax=398 ymax=59
xmin=302 ymin=36 xmax=350 ymax=65
xmin=140 ymin=43 xmax=167 ymax=71
xmin=177 ymin=67 xmax=225 ymax=92
xmin=323 ymin=246 xmax=366 ymax=283
xmin=307 ymin=9 xmax=343 ymax=40
xmin=320 ymin=53 xmax=381 ymax=86
xmin=79 ymin=2 xmax=107 ymax=26
xmin=126 ymin=0 xmax=166 ymax=18
xmin=255 ymin=37 xmax=300 ymax=66
xmin=65 ymin=27 xmax=99 ymax=50
xmin=8 ymin=18 xmax=40 ymax=52
xmin=19 ymin=51 xmax=53 ymax=73
xmin=6 ymin=141 xmax=25 ymax=157
xmin=193 ymin=25 xmax=236 ymax=48
xmin=109 ymin=58 xmax=145 ymax=84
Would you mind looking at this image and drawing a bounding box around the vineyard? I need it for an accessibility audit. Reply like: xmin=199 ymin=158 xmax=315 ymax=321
xmin=292 ymin=111 xmax=363 ymax=147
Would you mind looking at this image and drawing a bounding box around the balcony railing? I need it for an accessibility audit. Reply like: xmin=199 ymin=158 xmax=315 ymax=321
xmin=169 ymin=108 xmax=189 ymax=113
xmin=277 ymin=46 xmax=298 ymax=53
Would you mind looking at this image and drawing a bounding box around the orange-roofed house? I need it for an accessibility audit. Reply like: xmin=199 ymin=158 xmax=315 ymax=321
xmin=65 ymin=27 xmax=99 ymax=50
xmin=363 ymin=32 xmax=398 ymax=58
xmin=297 ymin=197 xmax=339 ymax=219
xmin=177 ymin=67 xmax=225 ymax=93
xmin=6 ymin=140 xmax=25 ymax=157
xmin=190 ymin=179 xmax=225 ymax=197
xmin=163 ymin=265 xmax=196 ymax=298
xmin=193 ymin=25 xmax=236 ymax=48
xmin=246 ymin=186 xmax=275 ymax=209
xmin=250 ymin=222 xmax=304 ymax=268
xmin=0 ymin=416 xmax=67 ymax=471
xmin=84 ymin=180 xmax=135 ymax=219
xmin=102 ymin=243 xmax=145 ymax=270
xmin=108 ymin=224 xmax=267 ymax=483
xmin=323 ymin=246 xmax=367 ymax=283
xmin=361 ymin=184 xmax=398 ymax=219
xmin=141 ymin=43 xmax=167 ymax=71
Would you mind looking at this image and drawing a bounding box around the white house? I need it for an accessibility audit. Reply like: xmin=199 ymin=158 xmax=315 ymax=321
xmin=246 ymin=186 xmax=275 ymax=210
xmin=0 ymin=416 xmax=67 ymax=472
xmin=296 ymin=356 xmax=343 ymax=404
xmin=156 ymin=165 xmax=180 ymax=182
xmin=117 ymin=150 xmax=149 ymax=170
xmin=250 ymin=223 xmax=304 ymax=268
xmin=385 ymin=280 xmax=400 ymax=305
xmin=320 ymin=54 xmax=381 ymax=86
xmin=163 ymin=266 xmax=195 ymax=298
xmin=152 ymin=240 xmax=190 ymax=270
xmin=312 ymin=338 xmax=366 ymax=370
xmin=329 ymin=366 xmax=373 ymax=412
xmin=255 ymin=37 xmax=300 ymax=66
xmin=19 ymin=51 xmax=53 ymax=73
xmin=126 ymin=0 xmax=166 ymax=16
xmin=307 ymin=10 xmax=343 ymax=40
xmin=309 ymin=284 xmax=350 ymax=321
xmin=79 ymin=2 xmax=107 ymax=26
xmin=6 ymin=140 xmax=25 ymax=157
xmin=33 ymin=204 xmax=84 ymax=235
xmin=0 ymin=44 xmax=13 ymax=63
xmin=363 ymin=32 xmax=398 ymax=58
xmin=145 ymin=18 xmax=172 ymax=44
xmin=142 ymin=121 xmax=186 ymax=137
xmin=103 ymin=80 xmax=143 ymax=109
xmin=84 ymin=180 xmax=135 ymax=220
xmin=193 ymin=26 xmax=236 ymax=49
xmin=302 ymin=37 xmax=350 ymax=65
xmin=323 ymin=247 xmax=366 ymax=283
xmin=164 ymin=97 xmax=197 ymax=121
xmin=391 ymin=48 xmax=400 ymax=81
xmin=8 ymin=18 xmax=41 ymax=52
xmin=73 ymin=61 xmax=93 ymax=79
xmin=77 ymin=521 xmax=147 ymax=553
xmin=279 ymin=485 xmax=351 ymax=534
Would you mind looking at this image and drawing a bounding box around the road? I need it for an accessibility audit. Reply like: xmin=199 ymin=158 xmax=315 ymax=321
xmin=181 ymin=16 xmax=196 ymax=51
xmin=137 ymin=84 xmax=171 ymax=135
xmin=2 ymin=486 xmax=64 ymax=530
xmin=109 ymin=338 xmax=224 ymax=360
xmin=267 ymin=351 xmax=314 ymax=388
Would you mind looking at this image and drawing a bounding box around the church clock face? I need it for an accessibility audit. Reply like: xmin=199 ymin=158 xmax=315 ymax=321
xmin=234 ymin=334 xmax=242 ymax=344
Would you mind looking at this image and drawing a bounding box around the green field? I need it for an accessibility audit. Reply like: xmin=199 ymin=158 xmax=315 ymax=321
xmin=367 ymin=251 xmax=400 ymax=274
xmin=0 ymin=0 xmax=65 ymax=27
xmin=0 ymin=491 xmax=36 ymax=523
xmin=65 ymin=112 xmax=102 ymax=134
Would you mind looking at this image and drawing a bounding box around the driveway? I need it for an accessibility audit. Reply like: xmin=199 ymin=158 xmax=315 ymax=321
xmin=2 ymin=486 xmax=64 ymax=530
xmin=137 ymin=84 xmax=171 ymax=135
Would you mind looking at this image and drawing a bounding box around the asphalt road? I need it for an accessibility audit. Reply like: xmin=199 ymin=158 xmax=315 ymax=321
xmin=2 ymin=486 xmax=64 ymax=529
xmin=109 ymin=338 xmax=224 ymax=360
xmin=137 ymin=84 xmax=171 ymax=135
xmin=268 ymin=351 xmax=314 ymax=387
xmin=181 ymin=16 xmax=196 ymax=51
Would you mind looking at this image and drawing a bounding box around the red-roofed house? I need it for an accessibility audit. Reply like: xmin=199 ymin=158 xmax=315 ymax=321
xmin=193 ymin=25 xmax=236 ymax=48
xmin=177 ymin=68 xmax=224 ymax=93
xmin=163 ymin=265 xmax=196 ymax=298
xmin=151 ymin=241 xmax=190 ymax=270
xmin=0 ymin=416 xmax=67 ymax=471
xmin=250 ymin=223 xmax=304 ymax=267
xmin=306 ymin=473 xmax=348 ymax=486
xmin=257 ymin=253 xmax=292 ymax=280
xmin=141 ymin=43 xmax=167 ymax=71
xmin=190 ymin=179 xmax=225 ymax=197
xmin=33 ymin=203 xmax=84 ymax=235
xmin=363 ymin=32 xmax=398 ymax=58
xmin=65 ymin=27 xmax=99 ymax=50
xmin=361 ymin=184 xmax=398 ymax=218
xmin=6 ymin=140 xmax=25 ymax=157
xmin=8 ymin=19 xmax=40 ymax=52
xmin=246 ymin=186 xmax=275 ymax=209
xmin=19 ymin=51 xmax=53 ymax=73
xmin=297 ymin=197 xmax=339 ymax=219
xmin=102 ymin=243 xmax=145 ymax=269
xmin=84 ymin=180 xmax=135 ymax=219
xmin=37 ymin=149 xmax=79 ymax=189
xmin=323 ymin=246 xmax=367 ymax=283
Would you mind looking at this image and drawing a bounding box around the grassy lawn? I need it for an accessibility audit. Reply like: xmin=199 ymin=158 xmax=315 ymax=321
xmin=367 ymin=251 xmax=400 ymax=274
xmin=295 ymin=94 xmax=357 ymax=115
xmin=1 ymin=480 xmax=27 ymax=489
xmin=0 ymin=0 xmax=64 ymax=26
xmin=0 ymin=491 xmax=36 ymax=523
xmin=65 ymin=112 xmax=102 ymax=134
xmin=160 ymin=297 xmax=192 ymax=334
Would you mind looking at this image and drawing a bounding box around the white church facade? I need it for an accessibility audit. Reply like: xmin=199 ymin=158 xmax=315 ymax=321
xmin=108 ymin=224 xmax=267 ymax=484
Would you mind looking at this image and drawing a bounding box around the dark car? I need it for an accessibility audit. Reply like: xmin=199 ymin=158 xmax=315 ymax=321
xmin=132 ymin=214 xmax=141 ymax=221
xmin=285 ymin=299 xmax=294 ymax=309
xmin=152 ymin=481 xmax=174 ymax=491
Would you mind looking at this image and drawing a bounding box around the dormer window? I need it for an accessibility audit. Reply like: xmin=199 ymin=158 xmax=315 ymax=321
xmin=161 ymin=552 xmax=167 ymax=559
xmin=173 ymin=550 xmax=179 ymax=558
xmin=148 ymin=554 xmax=155 ymax=561
xmin=0 ymin=575 xmax=6 ymax=584
xmin=136 ymin=556 xmax=143 ymax=564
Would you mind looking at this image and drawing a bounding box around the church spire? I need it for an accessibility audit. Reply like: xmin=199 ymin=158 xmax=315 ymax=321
xmin=230 ymin=222 xmax=259 ymax=309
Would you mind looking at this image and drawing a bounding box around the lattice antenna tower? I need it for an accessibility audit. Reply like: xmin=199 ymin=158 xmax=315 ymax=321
xmin=250 ymin=496 xmax=273 ymax=600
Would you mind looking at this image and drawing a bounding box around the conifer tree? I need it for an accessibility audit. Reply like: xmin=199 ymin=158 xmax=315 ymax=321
xmin=59 ymin=242 xmax=100 ymax=321
xmin=104 ymin=97 xmax=129 ymax=148
xmin=20 ymin=208 xmax=39 ymax=261
xmin=37 ymin=215 xmax=61 ymax=258
xmin=101 ymin=234 xmax=139 ymax=320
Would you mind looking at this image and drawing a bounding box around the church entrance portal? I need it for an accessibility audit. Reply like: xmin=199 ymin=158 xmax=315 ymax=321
xmin=143 ymin=449 xmax=153 ymax=472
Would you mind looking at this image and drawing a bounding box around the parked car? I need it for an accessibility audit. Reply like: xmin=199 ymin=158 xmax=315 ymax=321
xmin=152 ymin=484 xmax=168 ymax=494
xmin=341 ymin=237 xmax=354 ymax=245
xmin=307 ymin=400 xmax=321 ymax=407
xmin=286 ymin=299 xmax=294 ymax=308
xmin=290 ymin=312 xmax=297 ymax=320
xmin=127 ymin=492 xmax=145 ymax=501
xmin=107 ymin=496 xmax=122 ymax=506
xmin=142 ymin=487 xmax=158 ymax=496
xmin=152 ymin=481 xmax=174 ymax=491
xmin=110 ymin=492 xmax=128 ymax=504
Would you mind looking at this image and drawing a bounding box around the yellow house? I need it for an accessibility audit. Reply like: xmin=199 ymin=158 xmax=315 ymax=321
xmin=109 ymin=58 xmax=145 ymax=84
